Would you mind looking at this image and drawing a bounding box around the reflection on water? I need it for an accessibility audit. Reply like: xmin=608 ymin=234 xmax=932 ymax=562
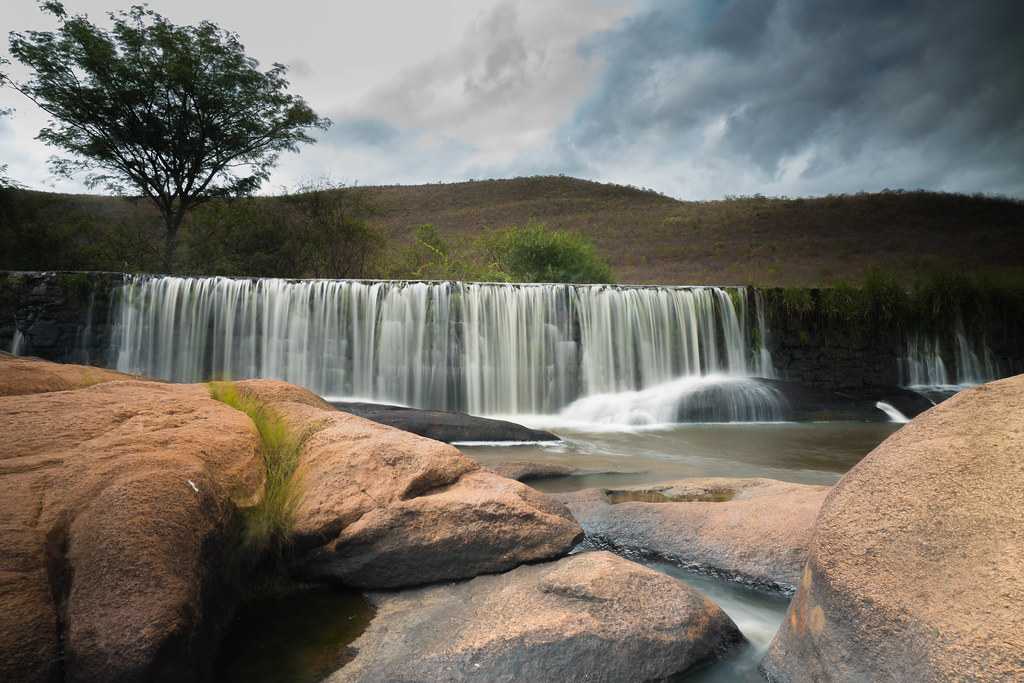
xmin=214 ymin=588 xmax=373 ymax=683
xmin=461 ymin=421 xmax=902 ymax=491
xmin=607 ymin=490 xmax=736 ymax=504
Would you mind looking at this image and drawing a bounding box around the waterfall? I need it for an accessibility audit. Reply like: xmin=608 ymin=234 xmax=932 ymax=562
xmin=111 ymin=276 xmax=770 ymax=415
xmin=899 ymin=315 xmax=998 ymax=388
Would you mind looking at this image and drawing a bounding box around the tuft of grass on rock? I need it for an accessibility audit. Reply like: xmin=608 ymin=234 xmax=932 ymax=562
xmin=209 ymin=382 xmax=309 ymax=563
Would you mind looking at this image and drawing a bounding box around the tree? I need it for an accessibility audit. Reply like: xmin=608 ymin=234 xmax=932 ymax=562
xmin=0 ymin=62 xmax=18 ymax=189
xmin=5 ymin=2 xmax=329 ymax=270
xmin=286 ymin=180 xmax=385 ymax=279
xmin=478 ymin=219 xmax=615 ymax=284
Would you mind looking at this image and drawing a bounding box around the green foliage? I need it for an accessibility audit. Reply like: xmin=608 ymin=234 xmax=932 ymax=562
xmin=387 ymin=224 xmax=493 ymax=281
xmin=182 ymin=197 xmax=302 ymax=277
xmin=0 ymin=188 xmax=110 ymax=270
xmin=285 ymin=180 xmax=385 ymax=279
xmin=209 ymin=382 xmax=310 ymax=562
xmin=779 ymin=285 xmax=814 ymax=316
xmin=817 ymin=280 xmax=862 ymax=321
xmin=477 ymin=219 xmax=615 ymax=283
xmin=6 ymin=2 xmax=329 ymax=269
xmin=861 ymin=267 xmax=911 ymax=326
xmin=0 ymin=101 xmax=19 ymax=189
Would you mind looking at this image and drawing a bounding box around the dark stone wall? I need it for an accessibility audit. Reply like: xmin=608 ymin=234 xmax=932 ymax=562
xmin=756 ymin=287 xmax=1023 ymax=389
xmin=0 ymin=271 xmax=125 ymax=365
xmin=762 ymin=303 xmax=904 ymax=387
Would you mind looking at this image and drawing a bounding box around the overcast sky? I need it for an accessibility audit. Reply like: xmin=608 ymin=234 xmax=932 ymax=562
xmin=3 ymin=0 xmax=1022 ymax=200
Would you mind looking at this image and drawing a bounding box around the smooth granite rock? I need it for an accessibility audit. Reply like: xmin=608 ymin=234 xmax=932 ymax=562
xmin=761 ymin=375 xmax=1024 ymax=682
xmin=555 ymin=478 xmax=830 ymax=593
xmin=330 ymin=551 xmax=746 ymax=682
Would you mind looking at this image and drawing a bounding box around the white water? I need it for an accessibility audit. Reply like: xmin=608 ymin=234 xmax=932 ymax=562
xmin=875 ymin=401 xmax=910 ymax=423
xmin=111 ymin=276 xmax=772 ymax=415
xmin=900 ymin=316 xmax=997 ymax=388
xmin=106 ymin=275 xmax=1006 ymax=420
xmin=558 ymin=375 xmax=787 ymax=426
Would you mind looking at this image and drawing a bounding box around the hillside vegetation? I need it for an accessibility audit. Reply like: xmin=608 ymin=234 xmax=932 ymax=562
xmin=2 ymin=176 xmax=1022 ymax=286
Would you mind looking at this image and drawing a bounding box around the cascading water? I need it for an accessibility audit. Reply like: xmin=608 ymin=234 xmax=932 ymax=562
xmin=110 ymin=275 xmax=773 ymax=416
xmin=899 ymin=316 xmax=998 ymax=388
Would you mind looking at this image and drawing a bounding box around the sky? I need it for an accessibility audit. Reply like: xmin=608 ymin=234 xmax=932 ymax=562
xmin=2 ymin=0 xmax=1022 ymax=201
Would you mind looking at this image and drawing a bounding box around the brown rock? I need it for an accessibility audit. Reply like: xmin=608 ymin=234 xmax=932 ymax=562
xmin=329 ymin=550 xmax=746 ymax=682
xmin=555 ymin=478 xmax=830 ymax=593
xmin=0 ymin=377 xmax=263 ymax=682
xmin=483 ymin=460 xmax=584 ymax=481
xmin=761 ymin=375 xmax=1024 ymax=682
xmin=233 ymin=380 xmax=584 ymax=588
xmin=0 ymin=350 xmax=153 ymax=396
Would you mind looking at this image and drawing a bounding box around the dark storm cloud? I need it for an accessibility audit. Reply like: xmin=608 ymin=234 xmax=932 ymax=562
xmin=550 ymin=0 xmax=1024 ymax=196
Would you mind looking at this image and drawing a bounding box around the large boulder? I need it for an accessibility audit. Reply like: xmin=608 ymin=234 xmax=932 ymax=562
xmin=761 ymin=375 xmax=1024 ymax=682
xmin=555 ymin=478 xmax=830 ymax=593
xmin=0 ymin=350 xmax=149 ymax=396
xmin=330 ymin=550 xmax=746 ymax=682
xmin=0 ymin=376 xmax=264 ymax=682
xmin=330 ymin=401 xmax=560 ymax=443
xmin=235 ymin=381 xmax=583 ymax=588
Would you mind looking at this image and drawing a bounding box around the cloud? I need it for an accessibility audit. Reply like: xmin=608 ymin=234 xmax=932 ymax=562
xmin=317 ymin=0 xmax=634 ymax=179
xmin=514 ymin=0 xmax=1024 ymax=198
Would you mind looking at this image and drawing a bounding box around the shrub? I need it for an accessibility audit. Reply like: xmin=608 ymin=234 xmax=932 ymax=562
xmin=861 ymin=267 xmax=911 ymax=326
xmin=477 ymin=219 xmax=614 ymax=284
xmin=818 ymin=280 xmax=862 ymax=321
xmin=779 ymin=285 xmax=814 ymax=317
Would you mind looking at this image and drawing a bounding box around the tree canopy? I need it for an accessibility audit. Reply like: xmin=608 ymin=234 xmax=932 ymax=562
xmin=5 ymin=2 xmax=329 ymax=269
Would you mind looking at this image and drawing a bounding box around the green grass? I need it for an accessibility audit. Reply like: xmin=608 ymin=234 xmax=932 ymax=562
xmin=209 ymin=382 xmax=311 ymax=562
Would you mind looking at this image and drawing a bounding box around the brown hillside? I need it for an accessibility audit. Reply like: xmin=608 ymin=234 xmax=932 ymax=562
xmin=361 ymin=177 xmax=1024 ymax=285
xmin=4 ymin=177 xmax=1023 ymax=285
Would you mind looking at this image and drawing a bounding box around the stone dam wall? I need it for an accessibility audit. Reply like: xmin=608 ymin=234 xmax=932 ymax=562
xmin=1 ymin=271 xmax=1020 ymax=392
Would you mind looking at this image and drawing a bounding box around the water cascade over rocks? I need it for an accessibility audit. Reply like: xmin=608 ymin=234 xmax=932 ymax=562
xmin=111 ymin=276 xmax=774 ymax=416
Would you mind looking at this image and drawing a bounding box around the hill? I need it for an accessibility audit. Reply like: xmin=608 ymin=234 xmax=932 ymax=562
xmin=3 ymin=176 xmax=1023 ymax=285
xmin=361 ymin=177 xmax=1024 ymax=285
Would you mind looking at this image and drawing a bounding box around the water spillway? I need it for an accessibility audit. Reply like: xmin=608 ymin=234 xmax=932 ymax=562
xmin=110 ymin=276 xmax=773 ymax=416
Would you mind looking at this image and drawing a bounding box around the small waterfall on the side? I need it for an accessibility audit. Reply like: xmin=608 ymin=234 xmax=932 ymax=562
xmin=900 ymin=315 xmax=999 ymax=388
xmin=111 ymin=276 xmax=771 ymax=416
xmin=9 ymin=328 xmax=25 ymax=355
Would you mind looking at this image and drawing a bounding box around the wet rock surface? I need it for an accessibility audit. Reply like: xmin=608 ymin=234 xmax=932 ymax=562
xmin=0 ymin=359 xmax=264 ymax=682
xmin=239 ymin=382 xmax=582 ymax=588
xmin=761 ymin=375 xmax=1024 ymax=682
xmin=483 ymin=460 xmax=588 ymax=481
xmin=329 ymin=551 xmax=746 ymax=683
xmin=330 ymin=401 xmax=560 ymax=443
xmin=555 ymin=478 xmax=830 ymax=594
xmin=755 ymin=378 xmax=893 ymax=422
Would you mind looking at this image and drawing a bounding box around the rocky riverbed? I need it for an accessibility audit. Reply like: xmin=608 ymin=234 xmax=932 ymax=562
xmin=2 ymin=351 xmax=1021 ymax=681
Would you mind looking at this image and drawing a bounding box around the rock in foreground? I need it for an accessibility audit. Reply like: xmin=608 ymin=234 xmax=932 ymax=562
xmin=330 ymin=551 xmax=745 ymax=682
xmin=0 ymin=349 xmax=147 ymax=396
xmin=236 ymin=381 xmax=582 ymax=588
xmin=762 ymin=375 xmax=1024 ymax=682
xmin=555 ymin=478 xmax=830 ymax=593
xmin=0 ymin=377 xmax=263 ymax=682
